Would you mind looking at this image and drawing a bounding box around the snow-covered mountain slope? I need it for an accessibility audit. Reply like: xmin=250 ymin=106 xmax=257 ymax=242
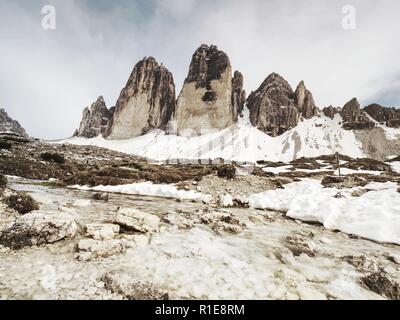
xmin=60 ymin=112 xmax=373 ymax=162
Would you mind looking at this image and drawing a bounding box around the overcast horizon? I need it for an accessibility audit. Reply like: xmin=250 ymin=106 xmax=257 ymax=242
xmin=1 ymin=0 xmax=400 ymax=139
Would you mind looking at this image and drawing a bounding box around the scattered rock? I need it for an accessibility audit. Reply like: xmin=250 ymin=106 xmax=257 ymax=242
xmin=0 ymin=140 xmax=11 ymax=150
xmin=342 ymin=158 xmax=391 ymax=172
xmin=100 ymin=271 xmax=169 ymax=300
xmin=111 ymin=208 xmax=160 ymax=233
xmin=85 ymin=223 xmax=120 ymax=240
xmin=0 ymin=174 xmax=7 ymax=189
xmin=91 ymin=192 xmax=109 ymax=202
xmin=76 ymin=239 xmax=125 ymax=261
xmin=0 ymin=211 xmax=77 ymax=249
xmin=211 ymin=221 xmax=244 ymax=234
xmin=5 ymin=192 xmax=39 ymax=214
xmin=40 ymin=152 xmax=65 ymax=164
xmin=284 ymin=235 xmax=315 ymax=257
xmin=120 ymin=234 xmax=149 ymax=248
xmin=290 ymin=157 xmax=322 ymax=170
xmin=164 ymin=208 xmax=246 ymax=233
xmin=232 ymin=195 xmax=250 ymax=208
xmin=334 ymin=192 xmax=343 ymax=199
xmin=217 ymin=164 xmax=236 ymax=179
xmin=315 ymin=154 xmax=354 ymax=164
xmin=351 ymin=189 xmax=371 ymax=197
xmin=343 ymin=255 xmax=379 ymax=272
xmin=360 ymin=271 xmax=400 ymax=300
xmin=321 ymin=175 xmax=367 ymax=188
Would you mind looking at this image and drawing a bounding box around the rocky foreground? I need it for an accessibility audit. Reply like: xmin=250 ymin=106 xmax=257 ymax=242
xmin=0 ymin=135 xmax=400 ymax=300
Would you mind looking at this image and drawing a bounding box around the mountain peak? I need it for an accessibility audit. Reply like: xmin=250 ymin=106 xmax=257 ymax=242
xmin=294 ymin=81 xmax=318 ymax=119
xmin=341 ymin=97 xmax=375 ymax=130
xmin=174 ymin=44 xmax=242 ymax=135
xmin=0 ymin=108 xmax=28 ymax=138
xmin=105 ymin=56 xmax=176 ymax=139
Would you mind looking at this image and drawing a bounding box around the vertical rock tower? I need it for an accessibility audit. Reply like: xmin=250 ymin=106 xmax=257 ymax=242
xmin=247 ymin=73 xmax=299 ymax=136
xmin=75 ymin=96 xmax=111 ymax=138
xmin=247 ymin=73 xmax=318 ymax=136
xmin=0 ymin=108 xmax=28 ymax=138
xmin=174 ymin=44 xmax=245 ymax=135
xmin=105 ymin=57 xmax=176 ymax=139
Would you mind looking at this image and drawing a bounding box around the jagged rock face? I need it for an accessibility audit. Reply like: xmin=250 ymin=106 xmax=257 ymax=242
xmin=106 ymin=57 xmax=176 ymax=139
xmin=341 ymin=98 xmax=375 ymax=130
xmin=323 ymin=106 xmax=340 ymax=120
xmin=231 ymin=71 xmax=246 ymax=119
xmin=364 ymin=104 xmax=400 ymax=128
xmin=174 ymin=45 xmax=241 ymax=135
xmin=75 ymin=97 xmax=111 ymax=138
xmin=247 ymin=73 xmax=299 ymax=136
xmin=294 ymin=81 xmax=318 ymax=119
xmin=0 ymin=108 xmax=28 ymax=137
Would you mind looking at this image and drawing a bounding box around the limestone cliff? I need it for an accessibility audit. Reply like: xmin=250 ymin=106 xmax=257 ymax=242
xmin=247 ymin=73 xmax=299 ymax=136
xmin=106 ymin=57 xmax=176 ymax=139
xmin=75 ymin=96 xmax=111 ymax=138
xmin=0 ymin=108 xmax=28 ymax=138
xmin=174 ymin=45 xmax=245 ymax=135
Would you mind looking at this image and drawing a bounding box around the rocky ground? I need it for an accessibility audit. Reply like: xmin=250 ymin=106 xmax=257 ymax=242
xmin=1 ymin=135 xmax=400 ymax=300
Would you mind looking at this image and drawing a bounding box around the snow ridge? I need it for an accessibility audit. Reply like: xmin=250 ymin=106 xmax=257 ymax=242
xmin=62 ymin=113 xmax=367 ymax=162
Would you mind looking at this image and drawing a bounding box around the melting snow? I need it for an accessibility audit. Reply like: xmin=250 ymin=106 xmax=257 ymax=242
xmin=72 ymin=181 xmax=212 ymax=202
xmin=249 ymin=179 xmax=400 ymax=245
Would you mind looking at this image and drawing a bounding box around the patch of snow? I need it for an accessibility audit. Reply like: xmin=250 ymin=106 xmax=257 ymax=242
xmin=334 ymin=168 xmax=383 ymax=176
xmin=389 ymin=161 xmax=400 ymax=173
xmin=71 ymin=182 xmax=212 ymax=202
xmin=364 ymin=113 xmax=400 ymax=141
xmin=219 ymin=194 xmax=234 ymax=207
xmin=262 ymin=165 xmax=292 ymax=174
xmin=59 ymin=114 xmax=366 ymax=162
xmin=249 ymin=179 xmax=400 ymax=245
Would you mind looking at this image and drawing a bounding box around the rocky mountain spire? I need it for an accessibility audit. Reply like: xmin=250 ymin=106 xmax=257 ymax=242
xmin=105 ymin=57 xmax=176 ymax=139
xmin=294 ymin=81 xmax=318 ymax=119
xmin=0 ymin=108 xmax=28 ymax=137
xmin=174 ymin=44 xmax=244 ymax=134
xmin=231 ymin=71 xmax=246 ymax=119
xmin=247 ymin=73 xmax=299 ymax=136
xmin=75 ymin=96 xmax=111 ymax=138
xmin=340 ymin=98 xmax=375 ymax=130
xmin=364 ymin=103 xmax=400 ymax=128
xmin=322 ymin=105 xmax=340 ymax=120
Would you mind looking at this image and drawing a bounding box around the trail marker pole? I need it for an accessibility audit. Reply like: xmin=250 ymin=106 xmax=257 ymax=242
xmin=336 ymin=152 xmax=341 ymax=177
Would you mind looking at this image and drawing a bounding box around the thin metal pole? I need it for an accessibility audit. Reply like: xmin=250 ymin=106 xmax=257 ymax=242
xmin=336 ymin=152 xmax=341 ymax=177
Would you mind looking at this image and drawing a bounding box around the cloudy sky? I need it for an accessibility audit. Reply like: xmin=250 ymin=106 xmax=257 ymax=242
xmin=0 ymin=0 xmax=399 ymax=139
